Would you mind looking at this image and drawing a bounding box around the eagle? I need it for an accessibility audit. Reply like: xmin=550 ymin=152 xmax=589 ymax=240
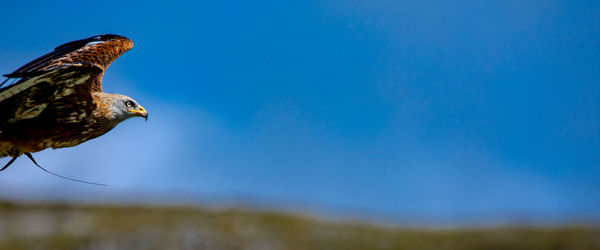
xmin=0 ymin=34 xmax=147 ymax=177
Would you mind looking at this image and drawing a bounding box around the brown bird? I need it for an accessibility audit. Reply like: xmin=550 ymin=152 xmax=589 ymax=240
xmin=0 ymin=34 xmax=147 ymax=180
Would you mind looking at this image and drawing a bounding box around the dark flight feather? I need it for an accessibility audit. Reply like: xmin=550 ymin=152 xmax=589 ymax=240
xmin=3 ymin=34 xmax=128 ymax=78
xmin=1 ymin=34 xmax=132 ymax=93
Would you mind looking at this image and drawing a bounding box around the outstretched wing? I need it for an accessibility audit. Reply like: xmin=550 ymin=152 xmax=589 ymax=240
xmin=0 ymin=34 xmax=132 ymax=131
xmin=1 ymin=34 xmax=133 ymax=93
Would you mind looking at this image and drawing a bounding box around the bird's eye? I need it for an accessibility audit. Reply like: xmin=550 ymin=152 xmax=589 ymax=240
xmin=125 ymin=100 xmax=134 ymax=108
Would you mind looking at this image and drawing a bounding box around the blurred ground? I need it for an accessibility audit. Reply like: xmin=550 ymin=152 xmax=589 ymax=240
xmin=0 ymin=201 xmax=598 ymax=250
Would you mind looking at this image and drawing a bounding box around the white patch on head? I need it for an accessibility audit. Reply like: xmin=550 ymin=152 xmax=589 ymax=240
xmin=104 ymin=93 xmax=141 ymax=122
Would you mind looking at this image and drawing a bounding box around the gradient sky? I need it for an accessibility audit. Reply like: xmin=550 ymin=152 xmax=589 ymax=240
xmin=0 ymin=0 xmax=599 ymax=223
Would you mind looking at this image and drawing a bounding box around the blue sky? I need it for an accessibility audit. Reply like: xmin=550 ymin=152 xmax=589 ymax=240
xmin=0 ymin=0 xmax=599 ymax=223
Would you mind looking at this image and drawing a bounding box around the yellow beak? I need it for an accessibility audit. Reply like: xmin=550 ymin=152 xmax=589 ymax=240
xmin=128 ymin=105 xmax=148 ymax=121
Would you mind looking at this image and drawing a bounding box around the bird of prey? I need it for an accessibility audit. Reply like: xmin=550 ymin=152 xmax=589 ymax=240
xmin=0 ymin=34 xmax=147 ymax=178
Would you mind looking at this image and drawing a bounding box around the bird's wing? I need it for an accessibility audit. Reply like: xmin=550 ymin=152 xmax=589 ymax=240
xmin=0 ymin=65 xmax=103 ymax=129
xmin=1 ymin=34 xmax=133 ymax=93
xmin=0 ymin=34 xmax=132 ymax=129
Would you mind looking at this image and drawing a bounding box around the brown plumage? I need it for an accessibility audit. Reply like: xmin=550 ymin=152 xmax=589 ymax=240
xmin=0 ymin=34 xmax=147 ymax=172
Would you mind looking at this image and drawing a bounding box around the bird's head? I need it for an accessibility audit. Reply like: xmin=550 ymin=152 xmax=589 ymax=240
xmin=107 ymin=94 xmax=148 ymax=121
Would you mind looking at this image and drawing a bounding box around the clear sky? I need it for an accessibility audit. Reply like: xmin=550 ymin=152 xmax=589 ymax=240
xmin=0 ymin=0 xmax=599 ymax=224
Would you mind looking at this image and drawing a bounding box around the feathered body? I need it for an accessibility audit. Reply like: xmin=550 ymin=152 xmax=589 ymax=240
xmin=0 ymin=34 xmax=147 ymax=161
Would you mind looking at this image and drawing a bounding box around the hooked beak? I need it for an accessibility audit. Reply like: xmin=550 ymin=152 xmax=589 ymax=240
xmin=128 ymin=105 xmax=148 ymax=121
